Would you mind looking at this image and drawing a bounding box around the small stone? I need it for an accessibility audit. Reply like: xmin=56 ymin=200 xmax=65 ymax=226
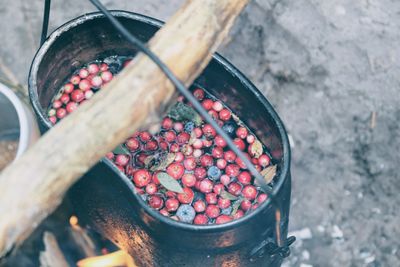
xmin=331 ymin=225 xmax=343 ymax=239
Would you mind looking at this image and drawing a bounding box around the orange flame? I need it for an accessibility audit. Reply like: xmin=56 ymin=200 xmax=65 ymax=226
xmin=77 ymin=250 xmax=137 ymax=267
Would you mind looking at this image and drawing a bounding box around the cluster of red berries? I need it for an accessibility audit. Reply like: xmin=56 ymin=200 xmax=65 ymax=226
xmin=47 ymin=56 xmax=131 ymax=124
xmin=48 ymin=57 xmax=274 ymax=225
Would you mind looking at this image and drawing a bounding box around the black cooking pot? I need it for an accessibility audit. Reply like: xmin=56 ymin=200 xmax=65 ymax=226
xmin=28 ymin=11 xmax=292 ymax=267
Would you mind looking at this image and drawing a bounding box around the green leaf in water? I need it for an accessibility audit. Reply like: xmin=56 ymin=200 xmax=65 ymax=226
xmin=167 ymin=102 xmax=202 ymax=126
xmin=112 ymin=144 xmax=130 ymax=155
xmin=231 ymin=197 xmax=244 ymax=216
xmin=157 ymin=172 xmax=184 ymax=193
xmin=220 ymin=190 xmax=239 ymax=201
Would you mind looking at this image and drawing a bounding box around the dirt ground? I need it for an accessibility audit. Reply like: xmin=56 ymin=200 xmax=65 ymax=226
xmin=1 ymin=0 xmax=399 ymax=266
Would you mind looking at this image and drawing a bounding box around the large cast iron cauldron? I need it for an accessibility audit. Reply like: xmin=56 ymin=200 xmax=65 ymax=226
xmin=28 ymin=11 xmax=292 ymax=267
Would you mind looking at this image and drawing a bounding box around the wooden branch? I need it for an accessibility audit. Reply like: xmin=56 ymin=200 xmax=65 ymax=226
xmin=0 ymin=0 xmax=249 ymax=258
xmin=39 ymin=232 xmax=69 ymax=267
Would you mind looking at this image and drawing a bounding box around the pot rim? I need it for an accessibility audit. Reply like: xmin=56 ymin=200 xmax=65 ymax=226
xmin=28 ymin=11 xmax=291 ymax=232
xmin=0 ymin=83 xmax=31 ymax=158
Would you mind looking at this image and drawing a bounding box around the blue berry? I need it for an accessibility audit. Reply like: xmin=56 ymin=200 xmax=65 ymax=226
xmin=176 ymin=204 xmax=196 ymax=223
xmin=221 ymin=206 xmax=233 ymax=215
xmin=222 ymin=122 xmax=235 ymax=137
xmin=184 ymin=121 xmax=195 ymax=132
xmin=207 ymin=166 xmax=221 ymax=181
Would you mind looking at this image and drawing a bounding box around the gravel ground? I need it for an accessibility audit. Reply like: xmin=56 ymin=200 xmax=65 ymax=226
xmin=1 ymin=0 xmax=399 ymax=266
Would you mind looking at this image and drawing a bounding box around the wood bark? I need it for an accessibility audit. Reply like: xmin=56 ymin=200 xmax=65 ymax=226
xmin=0 ymin=0 xmax=249 ymax=258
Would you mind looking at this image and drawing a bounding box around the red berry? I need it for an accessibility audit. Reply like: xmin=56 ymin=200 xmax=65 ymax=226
xmin=164 ymin=130 xmax=176 ymax=143
xmin=166 ymin=163 xmax=185 ymax=179
xmin=183 ymin=157 xmax=196 ymax=171
xmin=200 ymin=154 xmax=213 ymax=167
xmin=194 ymin=214 xmax=208 ymax=225
xmin=219 ymin=109 xmax=231 ymax=121
xmin=162 ymin=117 xmax=173 ymax=129
xmin=159 ymin=141 xmax=168 ymax=151
xmin=116 ymin=165 xmax=125 ymax=173
xmin=234 ymin=138 xmax=246 ymax=150
xmin=233 ymin=210 xmax=244 ymax=220
xmin=252 ymin=204 xmax=259 ymax=210
xmin=159 ymin=209 xmax=169 ymax=217
xmin=126 ymin=138 xmax=140 ymax=151
xmin=105 ymin=152 xmax=114 ymax=160
xmin=115 ymin=154 xmax=129 ymax=167
xmin=170 ymin=143 xmax=180 ymax=153
xmin=60 ymin=93 xmax=70 ymax=104
xmin=193 ymin=88 xmax=205 ymax=100
xmin=49 ymin=116 xmax=57 ymax=124
xmin=84 ymin=90 xmax=94 ymax=99
xmin=242 ymin=185 xmax=257 ymax=200
xmin=63 ymin=83 xmax=74 ymax=94
xmin=217 ymin=198 xmax=231 ymax=209
xmin=88 ymin=63 xmax=99 ymax=74
xmin=201 ymin=99 xmax=214 ymax=110
xmin=177 ymin=132 xmax=190 ymax=144
xmin=152 ymin=172 xmax=160 ymax=185
xmin=165 ymin=198 xmax=180 ymax=212
xmin=220 ymin=174 xmax=230 ymax=185
xmin=165 ymin=191 xmax=177 ymax=198
xmin=257 ymin=193 xmax=268 ymax=204
xmin=148 ymin=195 xmax=164 ymax=210
xmin=71 ymin=90 xmax=84 ymax=102
xmin=174 ymin=152 xmax=184 ymax=163
xmin=205 ymin=204 xmax=220 ymax=218
xmin=216 ymin=215 xmax=232 ymax=224
xmin=52 ymin=100 xmax=62 ymax=109
xmin=240 ymin=199 xmax=252 ymax=211
xmin=225 ymin=164 xmax=240 ymax=177
xmin=133 ymin=169 xmax=151 ymax=187
xmin=101 ymin=71 xmax=113 ymax=82
xmin=192 ymin=139 xmax=203 ymax=149
xmin=194 ymin=167 xmax=207 ymax=180
xmin=202 ymin=139 xmax=213 ymax=148
xmin=205 ymin=193 xmax=218 ymax=204
xmin=79 ymin=68 xmax=89 ymax=78
xmin=213 ymin=183 xmax=225 ymax=195
xmin=193 ymin=127 xmax=203 ymax=138
xmin=100 ymin=63 xmax=108 ymax=71
xmin=139 ymin=131 xmax=152 ymax=142
xmin=66 ymin=102 xmax=78 ymax=113
xmin=208 ymin=110 xmax=219 ymax=120
xmin=212 ymin=147 xmax=224 ymax=159
xmin=91 ymin=76 xmax=103 ymax=87
xmin=246 ymin=135 xmax=255 ymax=144
xmin=202 ymin=124 xmax=216 ymax=138
xmin=212 ymin=101 xmax=223 ymax=112
xmin=177 ymin=187 xmax=194 ymax=204
xmin=216 ymin=159 xmax=227 ymax=170
xmin=235 ymin=153 xmax=251 ymax=169
xmin=182 ymin=173 xmax=196 ymax=187
xmin=145 ymin=140 xmax=158 ymax=151
xmin=214 ymin=135 xmax=227 ymax=147
xmin=70 ymin=75 xmax=81 ymax=85
xmin=145 ymin=183 xmax=158 ymax=195
xmin=238 ymin=171 xmax=252 ymax=185
xmin=236 ymin=127 xmax=248 ymax=139
xmin=228 ymin=182 xmax=242 ymax=196
xmin=173 ymin=122 xmax=184 ymax=132
xmin=224 ymin=150 xmax=237 ymax=163
xmin=193 ymin=148 xmax=203 ymax=158
xmin=56 ymin=108 xmax=67 ymax=119
xmin=79 ymin=79 xmax=91 ymax=91
xmin=258 ymin=154 xmax=271 ymax=167
xmin=193 ymin=199 xmax=206 ymax=213
xmin=199 ymin=179 xmax=213 ymax=193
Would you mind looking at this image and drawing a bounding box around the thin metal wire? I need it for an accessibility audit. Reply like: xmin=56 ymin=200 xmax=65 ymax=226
xmin=88 ymin=0 xmax=273 ymax=195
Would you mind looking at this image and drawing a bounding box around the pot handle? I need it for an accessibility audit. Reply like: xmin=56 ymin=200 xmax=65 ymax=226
xmin=40 ymin=0 xmax=51 ymax=46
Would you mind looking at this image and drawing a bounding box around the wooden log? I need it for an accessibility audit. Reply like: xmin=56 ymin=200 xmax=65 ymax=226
xmin=0 ymin=0 xmax=249 ymax=258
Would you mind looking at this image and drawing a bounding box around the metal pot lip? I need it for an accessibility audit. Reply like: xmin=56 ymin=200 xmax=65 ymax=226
xmin=28 ymin=11 xmax=291 ymax=232
xmin=0 ymin=83 xmax=31 ymax=158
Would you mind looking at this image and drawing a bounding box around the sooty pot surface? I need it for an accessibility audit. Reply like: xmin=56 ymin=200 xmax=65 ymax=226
xmin=28 ymin=11 xmax=292 ymax=267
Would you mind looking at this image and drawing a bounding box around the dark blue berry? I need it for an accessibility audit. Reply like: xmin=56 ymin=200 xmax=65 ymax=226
xmin=221 ymin=206 xmax=233 ymax=215
xmin=207 ymin=166 xmax=221 ymax=181
xmin=176 ymin=204 xmax=196 ymax=223
xmin=184 ymin=121 xmax=195 ymax=132
xmin=222 ymin=122 xmax=235 ymax=137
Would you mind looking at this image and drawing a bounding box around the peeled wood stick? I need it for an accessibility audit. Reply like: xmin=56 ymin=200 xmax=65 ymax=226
xmin=0 ymin=0 xmax=249 ymax=257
